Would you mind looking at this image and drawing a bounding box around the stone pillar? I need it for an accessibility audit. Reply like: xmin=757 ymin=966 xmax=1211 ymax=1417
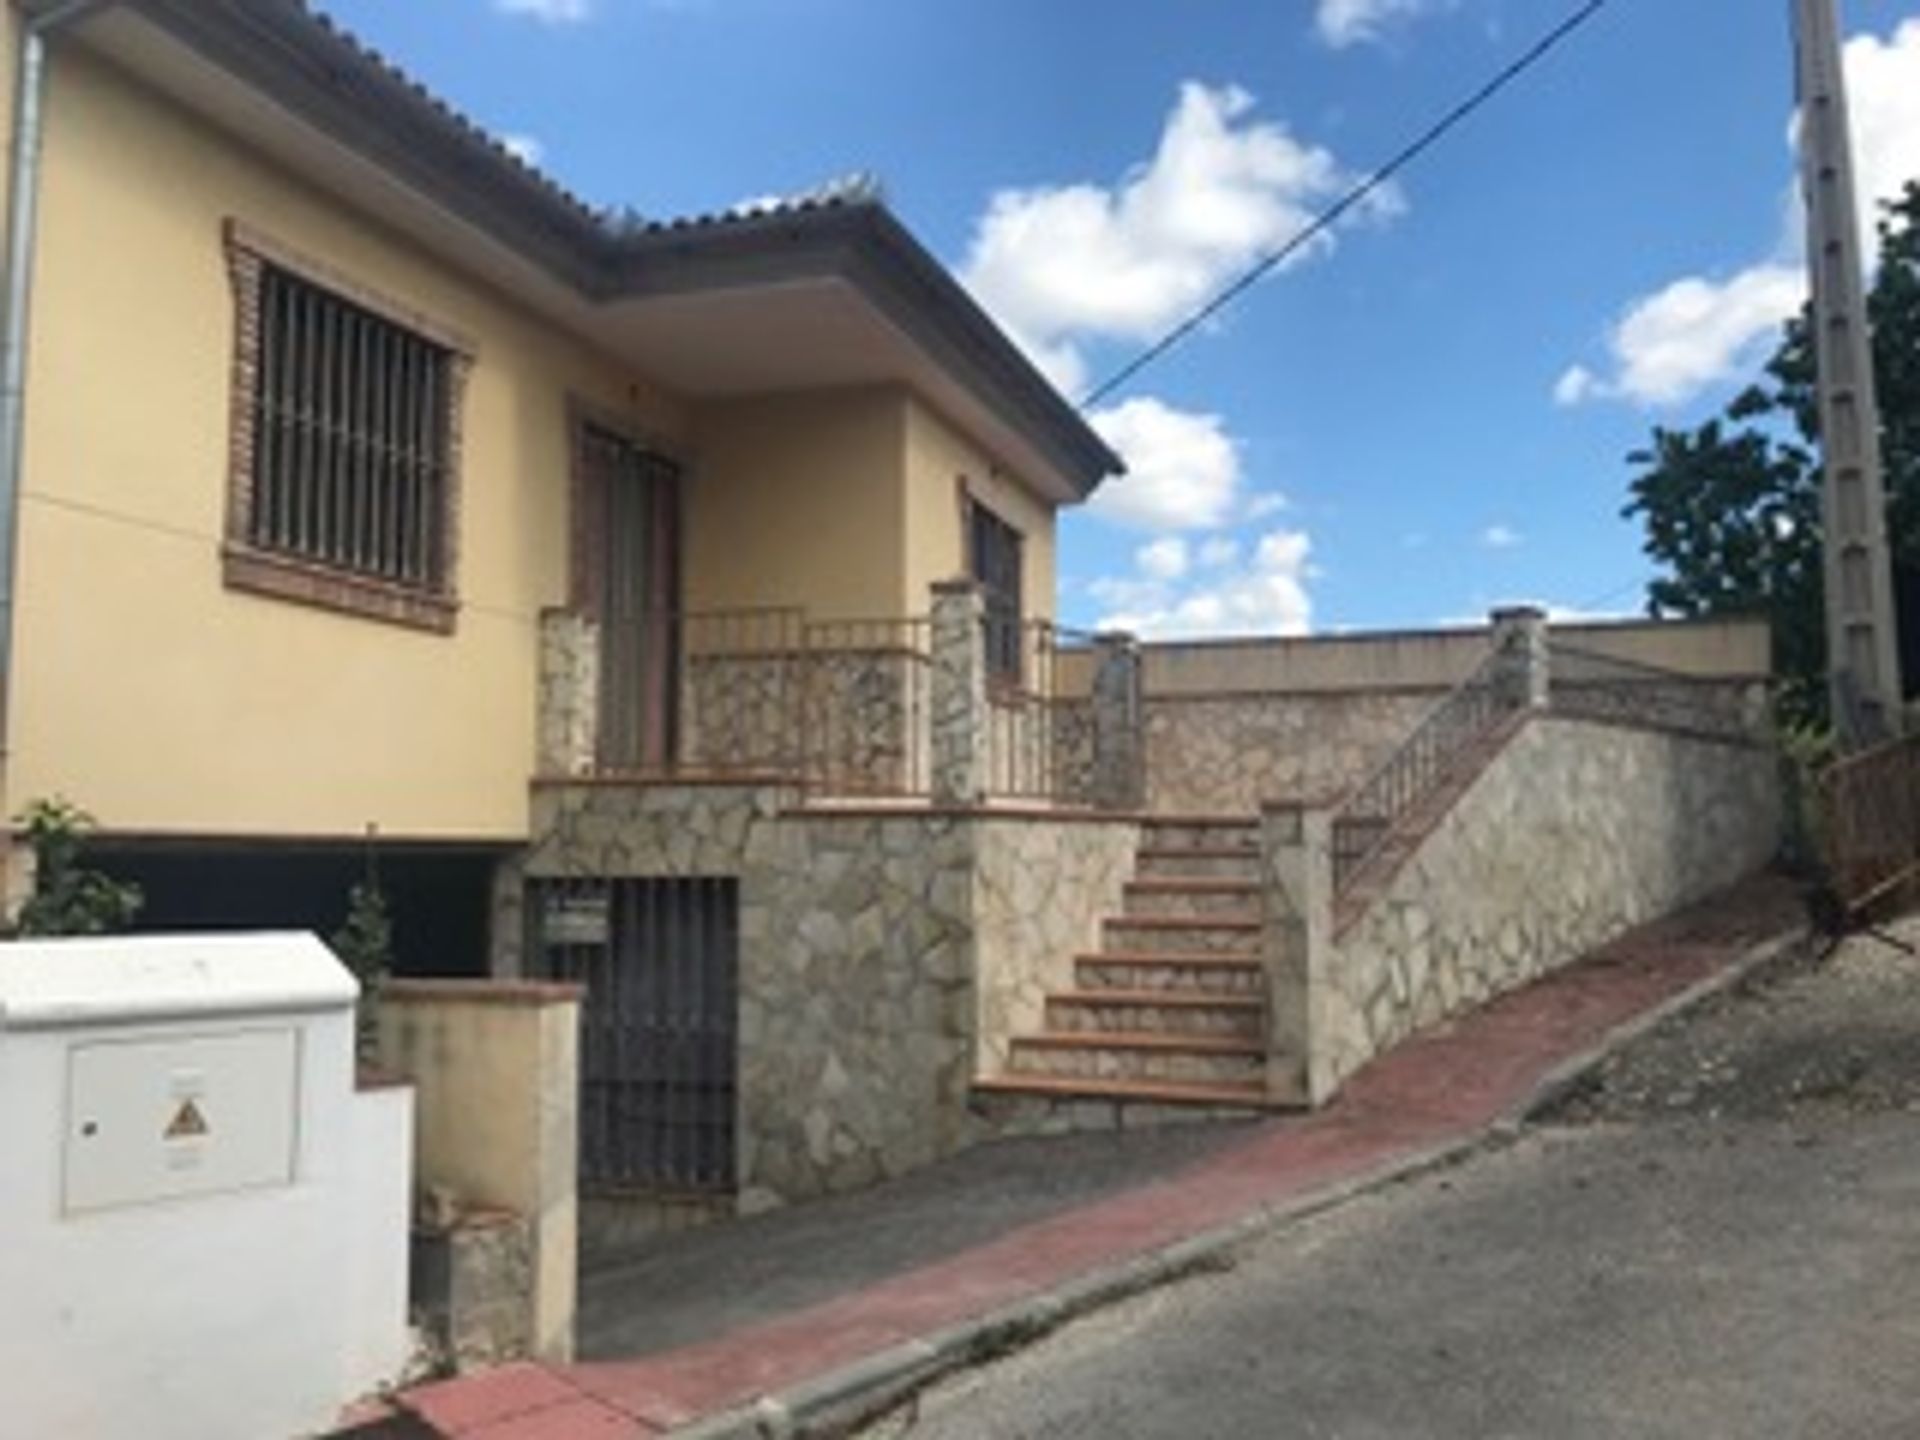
xmin=537 ymin=609 xmax=599 ymax=776
xmin=1090 ymin=631 xmax=1144 ymax=811
xmin=930 ymin=579 xmax=988 ymax=807
xmin=1260 ymin=803 xmax=1333 ymax=1105
xmin=377 ymin=981 xmax=582 ymax=1364
xmin=1489 ymin=605 xmax=1550 ymax=710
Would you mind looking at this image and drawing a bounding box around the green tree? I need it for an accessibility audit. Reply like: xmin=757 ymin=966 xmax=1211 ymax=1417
xmin=1624 ymin=180 xmax=1920 ymax=728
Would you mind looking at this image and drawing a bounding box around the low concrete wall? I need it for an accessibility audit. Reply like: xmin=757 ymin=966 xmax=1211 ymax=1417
xmin=1138 ymin=616 xmax=1769 ymax=696
xmin=508 ymin=785 xmax=1139 ymax=1224
xmin=1271 ymin=715 xmax=1782 ymax=1101
xmin=377 ymin=981 xmax=581 ymax=1364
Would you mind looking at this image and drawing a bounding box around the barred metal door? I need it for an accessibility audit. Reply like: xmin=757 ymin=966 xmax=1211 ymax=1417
xmin=527 ymin=877 xmax=738 ymax=1193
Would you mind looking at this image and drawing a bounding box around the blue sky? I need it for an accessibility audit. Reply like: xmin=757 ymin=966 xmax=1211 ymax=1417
xmin=321 ymin=0 xmax=1920 ymax=636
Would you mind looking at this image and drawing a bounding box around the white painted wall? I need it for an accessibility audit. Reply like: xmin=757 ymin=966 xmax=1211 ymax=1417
xmin=0 ymin=933 xmax=413 ymax=1440
xmin=346 ymin=1082 xmax=416 ymax=1399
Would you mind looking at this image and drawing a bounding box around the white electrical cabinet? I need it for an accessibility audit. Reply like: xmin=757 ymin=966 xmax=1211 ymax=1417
xmin=0 ymin=932 xmax=413 ymax=1440
xmin=64 ymin=1026 xmax=301 ymax=1214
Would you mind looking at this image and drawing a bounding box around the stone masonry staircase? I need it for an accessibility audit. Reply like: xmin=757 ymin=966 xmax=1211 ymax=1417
xmin=974 ymin=817 xmax=1286 ymax=1114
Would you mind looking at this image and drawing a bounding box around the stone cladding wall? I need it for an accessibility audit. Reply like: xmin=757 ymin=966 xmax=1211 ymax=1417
xmin=1143 ymin=690 xmax=1442 ymax=813
xmin=505 ymin=784 xmax=1135 ymax=1217
xmin=1309 ymin=716 xmax=1781 ymax=1095
xmin=973 ymin=817 xmax=1140 ymax=1072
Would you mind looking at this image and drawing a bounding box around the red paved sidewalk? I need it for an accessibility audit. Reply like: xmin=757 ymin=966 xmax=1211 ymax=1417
xmin=380 ymin=879 xmax=1803 ymax=1440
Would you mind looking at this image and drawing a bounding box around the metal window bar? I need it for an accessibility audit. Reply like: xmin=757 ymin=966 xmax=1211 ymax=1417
xmin=1331 ymin=647 xmax=1509 ymax=893
xmin=525 ymin=875 xmax=739 ymax=1195
xmin=1546 ymin=643 xmax=1758 ymax=743
xmin=249 ymin=265 xmax=450 ymax=589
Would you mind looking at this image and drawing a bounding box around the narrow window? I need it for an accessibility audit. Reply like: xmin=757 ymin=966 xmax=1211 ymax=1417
xmin=969 ymin=496 xmax=1024 ymax=685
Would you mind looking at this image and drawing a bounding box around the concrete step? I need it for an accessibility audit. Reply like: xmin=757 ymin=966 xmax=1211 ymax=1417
xmin=1103 ymin=914 xmax=1262 ymax=957
xmin=971 ymin=1072 xmax=1276 ymax=1117
xmin=1008 ymin=1031 xmax=1266 ymax=1087
xmin=1121 ymin=878 xmax=1261 ymax=921
xmin=1074 ymin=952 xmax=1265 ymax=995
xmin=1135 ymin=847 xmax=1263 ymax=881
xmin=1138 ymin=816 xmax=1260 ymax=853
xmin=1046 ymin=989 xmax=1265 ymax=1039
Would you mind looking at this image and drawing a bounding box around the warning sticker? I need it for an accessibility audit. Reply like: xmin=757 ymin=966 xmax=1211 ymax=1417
xmin=163 ymin=1098 xmax=209 ymax=1141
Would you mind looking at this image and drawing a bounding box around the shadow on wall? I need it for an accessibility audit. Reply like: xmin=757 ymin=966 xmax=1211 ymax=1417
xmin=87 ymin=842 xmax=503 ymax=978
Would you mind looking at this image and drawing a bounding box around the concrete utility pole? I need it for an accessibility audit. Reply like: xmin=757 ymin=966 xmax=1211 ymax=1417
xmin=1792 ymin=0 xmax=1902 ymax=743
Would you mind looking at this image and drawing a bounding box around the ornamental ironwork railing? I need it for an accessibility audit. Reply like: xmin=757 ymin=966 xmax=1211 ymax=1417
xmin=983 ymin=619 xmax=1110 ymax=808
xmin=1331 ymin=647 xmax=1510 ymax=893
xmin=595 ymin=607 xmax=933 ymax=796
xmin=1547 ymin=643 xmax=1759 ymax=744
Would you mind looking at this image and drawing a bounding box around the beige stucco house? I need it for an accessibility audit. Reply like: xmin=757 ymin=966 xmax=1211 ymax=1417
xmin=2 ymin=1 xmax=1785 ymax=1248
xmin=0 ymin=2 xmax=1114 ymax=920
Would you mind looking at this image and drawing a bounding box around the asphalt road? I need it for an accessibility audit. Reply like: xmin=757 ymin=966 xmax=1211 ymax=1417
xmin=866 ymin=929 xmax=1920 ymax=1440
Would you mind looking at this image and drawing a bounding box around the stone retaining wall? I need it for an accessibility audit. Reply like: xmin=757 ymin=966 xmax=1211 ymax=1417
xmin=974 ymin=817 xmax=1139 ymax=1071
xmin=503 ymin=785 xmax=1136 ymax=1226
xmin=1143 ymin=690 xmax=1441 ymax=814
xmin=1288 ymin=715 xmax=1781 ymax=1098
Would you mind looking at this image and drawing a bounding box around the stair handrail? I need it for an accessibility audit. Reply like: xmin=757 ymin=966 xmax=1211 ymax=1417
xmin=1331 ymin=644 xmax=1512 ymax=893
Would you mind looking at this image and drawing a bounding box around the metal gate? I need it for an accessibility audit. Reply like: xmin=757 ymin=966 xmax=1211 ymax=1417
xmin=526 ymin=876 xmax=738 ymax=1194
xmin=1820 ymin=732 xmax=1920 ymax=918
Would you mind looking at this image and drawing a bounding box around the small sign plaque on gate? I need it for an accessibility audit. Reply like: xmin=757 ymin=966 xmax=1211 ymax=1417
xmin=542 ymin=893 xmax=610 ymax=947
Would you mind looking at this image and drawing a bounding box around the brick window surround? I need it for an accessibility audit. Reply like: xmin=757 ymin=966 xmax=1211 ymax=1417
xmin=222 ymin=219 xmax=474 ymax=633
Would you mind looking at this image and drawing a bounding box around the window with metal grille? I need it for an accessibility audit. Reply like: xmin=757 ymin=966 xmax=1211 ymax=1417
xmin=252 ymin=266 xmax=449 ymax=582
xmin=223 ymin=223 xmax=470 ymax=633
xmin=970 ymin=497 xmax=1024 ymax=684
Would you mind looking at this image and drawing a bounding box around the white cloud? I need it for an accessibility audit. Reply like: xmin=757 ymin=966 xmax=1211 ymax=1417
xmin=961 ymin=81 xmax=1400 ymax=400
xmin=1552 ymin=365 xmax=1599 ymax=407
xmin=1095 ymin=526 xmax=1314 ymax=639
xmin=1843 ymin=20 xmax=1920 ymax=252
xmin=495 ymin=0 xmax=592 ymax=20
xmin=1559 ymin=19 xmax=1920 ymax=410
xmin=500 ymin=133 xmax=545 ymax=167
xmin=1559 ymin=265 xmax=1804 ymax=409
xmin=1480 ymin=524 xmax=1522 ymax=549
xmin=1136 ymin=537 xmax=1190 ymax=582
xmin=1242 ymin=491 xmax=1290 ymax=521
xmin=1087 ymin=397 xmax=1243 ymax=531
xmin=1315 ymin=0 xmax=1441 ymax=49
xmin=1198 ymin=536 xmax=1241 ymax=568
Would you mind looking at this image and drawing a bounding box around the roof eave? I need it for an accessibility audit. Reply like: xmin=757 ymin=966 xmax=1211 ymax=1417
xmin=110 ymin=1 xmax=1123 ymax=497
xmin=127 ymin=0 xmax=617 ymax=292
xmin=612 ymin=206 xmax=1123 ymax=499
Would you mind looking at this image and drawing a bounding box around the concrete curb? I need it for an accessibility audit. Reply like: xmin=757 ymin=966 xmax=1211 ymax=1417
xmin=1493 ymin=925 xmax=1812 ymax=1136
xmin=668 ymin=924 xmax=1812 ymax=1440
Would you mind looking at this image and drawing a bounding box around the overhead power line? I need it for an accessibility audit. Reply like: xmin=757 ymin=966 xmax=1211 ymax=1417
xmin=1079 ymin=0 xmax=1616 ymax=409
